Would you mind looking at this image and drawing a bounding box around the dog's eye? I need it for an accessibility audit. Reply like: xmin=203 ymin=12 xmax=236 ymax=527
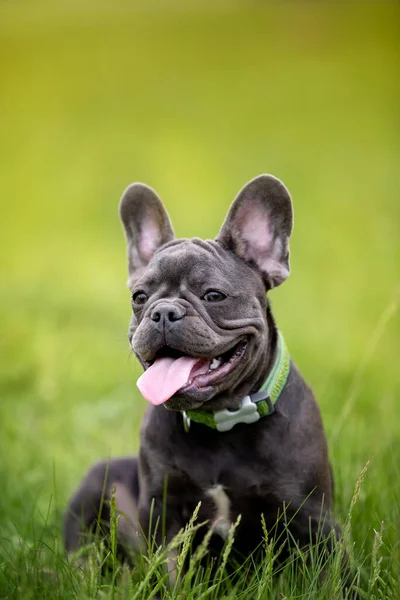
xmin=132 ymin=291 xmax=148 ymax=306
xmin=203 ymin=290 xmax=227 ymax=303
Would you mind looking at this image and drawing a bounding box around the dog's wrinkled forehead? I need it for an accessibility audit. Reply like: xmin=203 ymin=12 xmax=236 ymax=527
xmin=139 ymin=238 xmax=264 ymax=295
xmin=148 ymin=239 xmax=228 ymax=283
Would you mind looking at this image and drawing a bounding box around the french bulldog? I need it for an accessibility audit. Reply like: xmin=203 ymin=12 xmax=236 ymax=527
xmin=64 ymin=175 xmax=338 ymax=574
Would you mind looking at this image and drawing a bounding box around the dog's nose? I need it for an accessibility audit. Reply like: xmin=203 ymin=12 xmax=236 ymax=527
xmin=151 ymin=302 xmax=186 ymax=323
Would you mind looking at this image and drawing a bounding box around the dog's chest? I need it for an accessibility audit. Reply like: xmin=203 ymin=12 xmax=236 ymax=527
xmin=146 ymin=413 xmax=284 ymax=540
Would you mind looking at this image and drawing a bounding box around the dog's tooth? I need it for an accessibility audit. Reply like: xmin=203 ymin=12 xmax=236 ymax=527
xmin=210 ymin=358 xmax=222 ymax=370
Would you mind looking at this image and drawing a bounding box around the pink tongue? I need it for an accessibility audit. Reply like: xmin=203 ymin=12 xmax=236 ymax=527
xmin=137 ymin=356 xmax=209 ymax=405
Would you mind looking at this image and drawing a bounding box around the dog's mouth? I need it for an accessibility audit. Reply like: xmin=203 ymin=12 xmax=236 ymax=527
xmin=137 ymin=340 xmax=248 ymax=406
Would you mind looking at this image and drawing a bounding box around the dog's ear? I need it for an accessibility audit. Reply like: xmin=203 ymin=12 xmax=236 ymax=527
xmin=119 ymin=183 xmax=174 ymax=287
xmin=217 ymin=175 xmax=293 ymax=289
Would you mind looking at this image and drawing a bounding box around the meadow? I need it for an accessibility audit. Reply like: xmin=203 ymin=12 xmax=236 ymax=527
xmin=0 ymin=1 xmax=399 ymax=598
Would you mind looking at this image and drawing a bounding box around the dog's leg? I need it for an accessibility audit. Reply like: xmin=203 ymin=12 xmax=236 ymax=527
xmin=64 ymin=456 xmax=140 ymax=557
xmin=113 ymin=481 xmax=144 ymax=550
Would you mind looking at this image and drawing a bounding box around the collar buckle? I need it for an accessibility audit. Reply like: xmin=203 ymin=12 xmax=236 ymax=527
xmin=265 ymin=395 xmax=274 ymax=416
xmin=249 ymin=390 xmax=275 ymax=416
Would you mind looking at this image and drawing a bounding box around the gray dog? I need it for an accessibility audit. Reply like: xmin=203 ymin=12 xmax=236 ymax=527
xmin=64 ymin=175 xmax=337 ymax=574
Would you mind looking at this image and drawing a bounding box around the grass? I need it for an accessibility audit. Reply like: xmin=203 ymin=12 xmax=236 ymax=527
xmin=0 ymin=1 xmax=399 ymax=598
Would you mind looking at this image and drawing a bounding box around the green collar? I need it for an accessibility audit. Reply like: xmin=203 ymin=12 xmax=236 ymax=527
xmin=182 ymin=331 xmax=290 ymax=433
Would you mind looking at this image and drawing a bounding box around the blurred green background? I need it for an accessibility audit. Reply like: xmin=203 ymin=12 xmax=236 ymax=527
xmin=0 ymin=0 xmax=399 ymax=565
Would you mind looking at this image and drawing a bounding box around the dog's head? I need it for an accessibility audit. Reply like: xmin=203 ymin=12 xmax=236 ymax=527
xmin=120 ymin=175 xmax=293 ymax=411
